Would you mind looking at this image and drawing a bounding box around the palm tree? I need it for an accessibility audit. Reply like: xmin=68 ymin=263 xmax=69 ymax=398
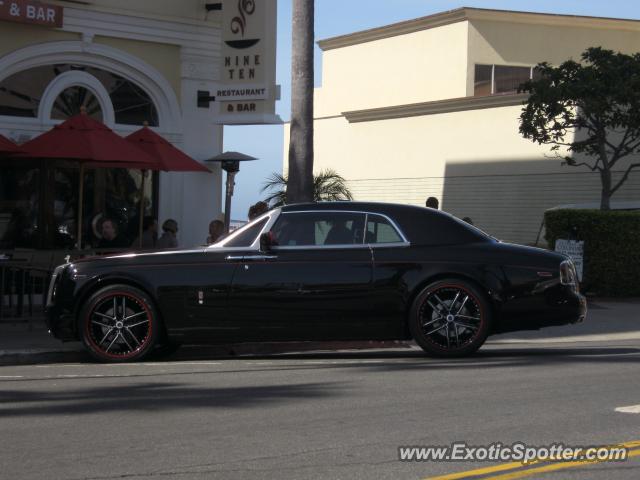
xmin=262 ymin=169 xmax=353 ymax=207
xmin=287 ymin=0 xmax=315 ymax=203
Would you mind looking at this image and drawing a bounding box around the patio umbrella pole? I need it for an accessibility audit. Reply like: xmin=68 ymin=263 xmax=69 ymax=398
xmin=138 ymin=170 xmax=146 ymax=248
xmin=77 ymin=162 xmax=85 ymax=250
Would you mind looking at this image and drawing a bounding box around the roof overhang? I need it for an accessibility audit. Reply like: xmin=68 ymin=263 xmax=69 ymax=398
xmin=318 ymin=7 xmax=640 ymax=51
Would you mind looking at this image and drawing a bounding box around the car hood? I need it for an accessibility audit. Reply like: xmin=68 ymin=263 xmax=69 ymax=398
xmin=64 ymin=247 xmax=211 ymax=270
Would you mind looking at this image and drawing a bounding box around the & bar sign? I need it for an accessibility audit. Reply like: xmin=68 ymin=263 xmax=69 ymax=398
xmin=0 ymin=0 xmax=63 ymax=28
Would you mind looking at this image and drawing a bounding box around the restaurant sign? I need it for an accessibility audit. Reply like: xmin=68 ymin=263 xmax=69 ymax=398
xmin=216 ymin=0 xmax=281 ymax=125
xmin=0 ymin=0 xmax=63 ymax=28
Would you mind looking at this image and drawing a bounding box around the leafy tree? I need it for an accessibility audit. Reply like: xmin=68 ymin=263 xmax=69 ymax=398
xmin=519 ymin=47 xmax=640 ymax=210
xmin=262 ymin=169 xmax=353 ymax=207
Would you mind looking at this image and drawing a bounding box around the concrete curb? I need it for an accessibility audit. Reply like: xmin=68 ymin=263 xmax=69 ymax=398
xmin=0 ymin=340 xmax=417 ymax=365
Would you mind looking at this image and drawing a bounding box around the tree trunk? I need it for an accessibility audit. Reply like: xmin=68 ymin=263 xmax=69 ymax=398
xmin=600 ymin=167 xmax=612 ymax=210
xmin=287 ymin=0 xmax=314 ymax=204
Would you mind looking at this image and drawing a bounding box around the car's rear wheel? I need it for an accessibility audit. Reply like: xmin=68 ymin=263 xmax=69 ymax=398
xmin=79 ymin=285 xmax=159 ymax=362
xmin=409 ymin=279 xmax=491 ymax=357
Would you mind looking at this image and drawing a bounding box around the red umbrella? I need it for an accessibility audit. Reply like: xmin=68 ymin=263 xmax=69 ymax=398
xmin=19 ymin=112 xmax=158 ymax=248
xmin=20 ymin=113 xmax=156 ymax=165
xmin=126 ymin=126 xmax=210 ymax=247
xmin=0 ymin=134 xmax=22 ymax=154
xmin=125 ymin=127 xmax=210 ymax=173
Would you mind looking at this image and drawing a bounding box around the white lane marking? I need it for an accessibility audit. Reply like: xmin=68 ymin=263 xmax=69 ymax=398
xmin=490 ymin=331 xmax=640 ymax=344
xmin=33 ymin=361 xmax=223 ymax=368
xmin=615 ymin=405 xmax=640 ymax=414
xmin=140 ymin=362 xmax=223 ymax=366
xmin=0 ymin=376 xmax=24 ymax=379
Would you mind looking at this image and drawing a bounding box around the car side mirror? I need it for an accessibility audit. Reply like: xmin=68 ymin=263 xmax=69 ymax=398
xmin=260 ymin=232 xmax=276 ymax=252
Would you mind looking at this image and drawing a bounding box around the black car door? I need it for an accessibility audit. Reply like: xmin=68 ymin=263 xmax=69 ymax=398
xmin=227 ymin=211 xmax=376 ymax=341
xmin=364 ymin=213 xmax=414 ymax=337
xmin=181 ymin=218 xmax=270 ymax=341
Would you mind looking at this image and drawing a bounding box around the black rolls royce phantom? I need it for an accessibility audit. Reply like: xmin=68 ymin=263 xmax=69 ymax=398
xmin=46 ymin=202 xmax=586 ymax=362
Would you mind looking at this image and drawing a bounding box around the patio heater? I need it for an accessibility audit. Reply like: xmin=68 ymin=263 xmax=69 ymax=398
xmin=205 ymin=151 xmax=257 ymax=233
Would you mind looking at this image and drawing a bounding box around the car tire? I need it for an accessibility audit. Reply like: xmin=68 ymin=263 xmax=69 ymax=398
xmin=409 ymin=279 xmax=491 ymax=357
xmin=79 ymin=284 xmax=160 ymax=363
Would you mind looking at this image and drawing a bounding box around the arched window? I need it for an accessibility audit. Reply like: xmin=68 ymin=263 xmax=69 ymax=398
xmin=51 ymin=86 xmax=103 ymax=121
xmin=0 ymin=64 xmax=159 ymax=126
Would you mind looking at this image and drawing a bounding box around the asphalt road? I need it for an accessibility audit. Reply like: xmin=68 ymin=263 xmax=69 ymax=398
xmin=1 ymin=301 xmax=639 ymax=480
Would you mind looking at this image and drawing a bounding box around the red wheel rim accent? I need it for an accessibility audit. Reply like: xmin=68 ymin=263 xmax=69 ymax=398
xmin=418 ymin=284 xmax=485 ymax=351
xmin=84 ymin=291 xmax=153 ymax=360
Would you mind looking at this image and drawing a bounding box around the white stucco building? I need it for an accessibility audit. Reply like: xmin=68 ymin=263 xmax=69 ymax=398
xmin=290 ymin=8 xmax=640 ymax=245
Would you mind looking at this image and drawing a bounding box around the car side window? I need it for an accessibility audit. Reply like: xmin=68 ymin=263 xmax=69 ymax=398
xmin=224 ymin=218 xmax=269 ymax=247
xmin=366 ymin=214 xmax=404 ymax=244
xmin=270 ymin=212 xmax=365 ymax=247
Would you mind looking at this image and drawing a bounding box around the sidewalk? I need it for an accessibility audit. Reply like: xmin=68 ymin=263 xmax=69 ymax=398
xmin=0 ymin=319 xmax=85 ymax=363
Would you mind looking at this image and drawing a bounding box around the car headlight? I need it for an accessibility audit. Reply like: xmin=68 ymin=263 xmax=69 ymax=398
xmin=559 ymin=260 xmax=579 ymax=291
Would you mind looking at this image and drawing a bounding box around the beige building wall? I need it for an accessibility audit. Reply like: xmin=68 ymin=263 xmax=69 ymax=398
xmin=290 ymin=8 xmax=640 ymax=246
xmin=94 ymin=35 xmax=182 ymax=100
xmin=50 ymin=0 xmax=216 ymax=23
xmin=467 ymin=17 xmax=640 ymax=94
xmin=0 ymin=22 xmax=80 ymax=57
xmin=306 ymin=105 xmax=640 ymax=245
xmin=316 ymin=21 xmax=469 ymax=117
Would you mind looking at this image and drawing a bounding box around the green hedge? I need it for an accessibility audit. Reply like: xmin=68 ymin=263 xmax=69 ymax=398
xmin=544 ymin=209 xmax=640 ymax=296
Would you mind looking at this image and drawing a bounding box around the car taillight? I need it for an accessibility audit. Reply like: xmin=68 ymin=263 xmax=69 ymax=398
xmin=560 ymin=260 xmax=579 ymax=291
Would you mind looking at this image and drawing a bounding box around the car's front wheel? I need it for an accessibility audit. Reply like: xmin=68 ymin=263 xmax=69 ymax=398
xmin=79 ymin=285 xmax=159 ymax=362
xmin=409 ymin=279 xmax=491 ymax=357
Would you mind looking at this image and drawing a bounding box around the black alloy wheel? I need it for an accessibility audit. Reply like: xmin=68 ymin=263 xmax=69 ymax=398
xmin=409 ymin=279 xmax=491 ymax=357
xmin=80 ymin=285 xmax=159 ymax=362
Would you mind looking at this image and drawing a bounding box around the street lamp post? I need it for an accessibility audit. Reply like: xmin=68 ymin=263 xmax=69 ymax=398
xmin=206 ymin=151 xmax=257 ymax=233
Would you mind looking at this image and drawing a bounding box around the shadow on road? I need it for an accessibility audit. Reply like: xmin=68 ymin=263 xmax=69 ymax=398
xmin=0 ymin=381 xmax=342 ymax=417
xmin=2 ymin=345 xmax=638 ymax=417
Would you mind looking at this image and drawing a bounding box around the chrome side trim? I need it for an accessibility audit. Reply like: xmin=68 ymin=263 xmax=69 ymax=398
xmin=226 ymin=255 xmax=279 ymax=261
xmin=368 ymin=242 xmax=411 ymax=249
xmin=214 ymin=208 xmax=411 ymax=252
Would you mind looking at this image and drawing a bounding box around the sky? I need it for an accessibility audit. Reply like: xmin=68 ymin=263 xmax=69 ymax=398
xmin=223 ymin=0 xmax=640 ymax=220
